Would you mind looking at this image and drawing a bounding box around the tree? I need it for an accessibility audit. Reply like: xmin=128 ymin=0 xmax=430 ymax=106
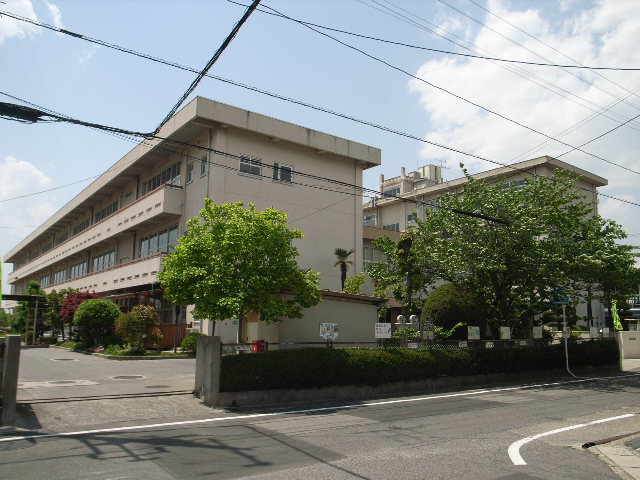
xmin=58 ymin=291 xmax=99 ymax=340
xmin=115 ymin=304 xmax=161 ymax=351
xmin=343 ymin=273 xmax=367 ymax=294
xmin=74 ymin=298 xmax=121 ymax=347
xmin=14 ymin=280 xmax=46 ymax=343
xmin=158 ymin=199 xmax=321 ymax=342
xmin=334 ymin=248 xmax=354 ymax=291
xmin=421 ymin=282 xmax=484 ymax=336
xmin=46 ymin=288 xmax=78 ymax=341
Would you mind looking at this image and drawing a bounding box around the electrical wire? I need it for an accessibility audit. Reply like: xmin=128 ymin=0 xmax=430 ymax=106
xmin=259 ymin=2 xmax=640 ymax=177
xmin=351 ymin=0 xmax=640 ymax=132
xmin=153 ymin=0 xmax=261 ymax=133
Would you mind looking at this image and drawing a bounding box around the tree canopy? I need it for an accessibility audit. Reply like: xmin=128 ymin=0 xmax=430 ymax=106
xmin=158 ymin=199 xmax=321 ymax=340
xmin=368 ymin=167 xmax=638 ymax=335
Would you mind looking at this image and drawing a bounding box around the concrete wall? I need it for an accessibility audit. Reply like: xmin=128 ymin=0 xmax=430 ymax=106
xmin=619 ymin=331 xmax=640 ymax=359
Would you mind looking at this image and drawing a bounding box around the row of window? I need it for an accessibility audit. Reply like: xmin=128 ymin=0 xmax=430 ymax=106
xmin=72 ymin=218 xmax=91 ymax=236
xmin=143 ymin=162 xmax=181 ymax=194
xmin=95 ymin=201 xmax=119 ymax=223
xmin=383 ymin=187 xmax=400 ymax=198
xmin=382 ymin=223 xmax=400 ymax=231
xmin=239 ymin=156 xmax=294 ymax=183
xmin=498 ymin=179 xmax=525 ymax=190
xmin=186 ymin=156 xmax=208 ymax=183
xmin=92 ymin=250 xmax=116 ymax=272
xmin=70 ymin=261 xmax=88 ymax=279
xmin=139 ymin=225 xmax=179 ymax=258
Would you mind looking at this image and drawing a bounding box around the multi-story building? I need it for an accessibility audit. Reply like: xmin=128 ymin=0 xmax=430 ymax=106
xmin=4 ymin=97 xmax=381 ymax=340
xmin=362 ymin=155 xmax=608 ymax=326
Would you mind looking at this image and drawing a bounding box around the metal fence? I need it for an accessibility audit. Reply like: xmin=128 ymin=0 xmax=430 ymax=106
xmin=221 ymin=337 xmax=612 ymax=355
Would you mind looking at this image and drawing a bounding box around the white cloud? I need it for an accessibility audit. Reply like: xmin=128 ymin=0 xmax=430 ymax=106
xmin=0 ymin=156 xmax=58 ymax=295
xmin=44 ymin=1 xmax=63 ymax=29
xmin=409 ymin=0 xmax=640 ymax=237
xmin=0 ymin=0 xmax=39 ymax=45
xmin=78 ymin=44 xmax=99 ymax=64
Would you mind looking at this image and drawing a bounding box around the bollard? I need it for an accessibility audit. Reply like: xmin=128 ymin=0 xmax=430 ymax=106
xmin=1 ymin=335 xmax=21 ymax=425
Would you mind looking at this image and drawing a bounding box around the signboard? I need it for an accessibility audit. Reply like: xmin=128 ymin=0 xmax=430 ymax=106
xmin=320 ymin=323 xmax=339 ymax=341
xmin=235 ymin=345 xmax=252 ymax=351
xmin=407 ymin=342 xmax=419 ymax=349
xmin=459 ymin=341 xmax=468 ymax=348
xmin=551 ymin=288 xmax=570 ymax=305
xmin=519 ymin=340 xmax=528 ymax=346
xmin=602 ymin=327 xmax=610 ymax=338
xmin=590 ymin=327 xmax=599 ymax=338
xmin=485 ymin=341 xmax=494 ymax=349
xmin=500 ymin=327 xmax=511 ymax=340
xmin=468 ymin=326 xmax=480 ymax=340
xmin=533 ymin=326 xmax=543 ymax=339
xmin=375 ymin=323 xmax=392 ymax=339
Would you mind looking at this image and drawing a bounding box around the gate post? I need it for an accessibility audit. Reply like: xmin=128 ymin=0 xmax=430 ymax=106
xmin=1 ymin=335 xmax=22 ymax=425
xmin=195 ymin=336 xmax=221 ymax=406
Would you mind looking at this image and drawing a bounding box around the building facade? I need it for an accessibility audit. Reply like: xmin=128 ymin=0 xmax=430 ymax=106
xmin=362 ymin=155 xmax=608 ymax=326
xmin=4 ymin=97 xmax=381 ymax=338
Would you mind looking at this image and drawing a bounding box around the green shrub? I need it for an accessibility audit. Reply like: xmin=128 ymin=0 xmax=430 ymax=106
xmin=220 ymin=340 xmax=619 ymax=392
xmin=343 ymin=273 xmax=367 ymax=294
xmin=37 ymin=336 xmax=59 ymax=345
xmin=73 ymin=299 xmax=121 ymax=347
xmin=421 ymin=283 xmax=484 ymax=338
xmin=181 ymin=332 xmax=206 ymax=355
xmin=115 ymin=305 xmax=160 ymax=350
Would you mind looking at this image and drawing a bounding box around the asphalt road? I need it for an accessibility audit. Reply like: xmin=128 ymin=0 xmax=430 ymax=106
xmin=1 ymin=348 xmax=640 ymax=479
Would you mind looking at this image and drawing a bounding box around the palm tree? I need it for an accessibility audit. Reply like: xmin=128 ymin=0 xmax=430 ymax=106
xmin=334 ymin=248 xmax=355 ymax=291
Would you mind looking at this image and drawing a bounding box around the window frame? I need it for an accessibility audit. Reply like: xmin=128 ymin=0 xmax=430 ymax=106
xmin=273 ymin=162 xmax=293 ymax=183
xmin=239 ymin=155 xmax=262 ymax=177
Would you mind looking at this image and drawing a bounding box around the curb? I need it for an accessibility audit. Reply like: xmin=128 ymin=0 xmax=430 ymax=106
xmin=50 ymin=345 xmax=194 ymax=360
xmin=594 ymin=437 xmax=640 ymax=480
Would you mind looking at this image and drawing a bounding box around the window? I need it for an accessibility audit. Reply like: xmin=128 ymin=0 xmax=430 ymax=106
xmin=363 ymin=246 xmax=388 ymax=271
xmin=70 ymin=261 xmax=88 ymax=279
xmin=72 ymin=218 xmax=91 ymax=236
xmin=363 ymin=214 xmax=377 ymax=227
xmin=92 ymin=250 xmax=115 ymax=272
xmin=273 ymin=162 xmax=293 ymax=183
xmin=383 ymin=187 xmax=400 ymax=198
xmin=95 ymin=201 xmax=119 ymax=223
xmin=55 ymin=232 xmax=69 ymax=245
xmin=407 ymin=212 xmax=417 ymax=223
xmin=39 ymin=275 xmax=50 ymax=288
xmin=53 ymin=269 xmax=67 ymax=284
xmin=143 ymin=162 xmax=181 ymax=194
xmin=200 ymin=155 xmax=208 ymax=176
xmin=498 ymin=179 xmax=526 ymax=190
xmin=240 ymin=155 xmax=261 ymax=177
xmin=383 ymin=223 xmax=400 ymax=232
xmin=138 ymin=225 xmax=179 ymax=257
xmin=186 ymin=163 xmax=194 ymax=184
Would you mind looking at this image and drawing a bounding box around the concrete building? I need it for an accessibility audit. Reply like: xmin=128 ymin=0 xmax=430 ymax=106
xmin=362 ymin=155 xmax=608 ymax=326
xmin=4 ymin=97 xmax=382 ymax=342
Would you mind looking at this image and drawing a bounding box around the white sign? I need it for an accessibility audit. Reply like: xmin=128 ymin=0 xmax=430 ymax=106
xmin=500 ymin=327 xmax=511 ymax=340
xmin=590 ymin=327 xmax=599 ymax=338
xmin=320 ymin=323 xmax=339 ymax=341
xmin=602 ymin=327 xmax=610 ymax=338
xmin=519 ymin=340 xmax=528 ymax=346
xmin=235 ymin=345 xmax=252 ymax=351
xmin=533 ymin=326 xmax=543 ymax=339
xmin=459 ymin=341 xmax=468 ymax=348
xmin=375 ymin=323 xmax=392 ymax=339
xmin=486 ymin=341 xmax=494 ymax=349
xmin=468 ymin=326 xmax=480 ymax=340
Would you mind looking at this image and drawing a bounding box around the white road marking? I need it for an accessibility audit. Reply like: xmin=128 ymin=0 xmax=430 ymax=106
xmin=18 ymin=380 xmax=99 ymax=389
xmin=508 ymin=413 xmax=636 ymax=466
xmin=1 ymin=372 xmax=638 ymax=444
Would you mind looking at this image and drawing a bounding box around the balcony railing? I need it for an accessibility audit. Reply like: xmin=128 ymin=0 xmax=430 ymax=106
xmin=9 ymin=184 xmax=182 ymax=283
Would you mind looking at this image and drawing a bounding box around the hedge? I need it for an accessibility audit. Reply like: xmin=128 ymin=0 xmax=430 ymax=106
xmin=220 ymin=340 xmax=619 ymax=392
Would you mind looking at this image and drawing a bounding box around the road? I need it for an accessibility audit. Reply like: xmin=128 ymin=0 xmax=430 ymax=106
xmin=1 ymin=348 xmax=639 ymax=479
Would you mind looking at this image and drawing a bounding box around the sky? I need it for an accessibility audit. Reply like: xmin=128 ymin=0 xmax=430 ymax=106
xmin=1 ymin=0 xmax=639 ymax=300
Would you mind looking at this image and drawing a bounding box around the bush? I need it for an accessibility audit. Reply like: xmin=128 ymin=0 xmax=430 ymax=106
xmin=421 ymin=283 xmax=484 ymax=338
xmin=73 ymin=299 xmax=121 ymax=347
xmin=115 ymin=305 xmax=160 ymax=350
xmin=343 ymin=273 xmax=367 ymax=294
xmin=220 ymin=340 xmax=619 ymax=392
xmin=37 ymin=336 xmax=59 ymax=345
xmin=181 ymin=332 xmax=206 ymax=355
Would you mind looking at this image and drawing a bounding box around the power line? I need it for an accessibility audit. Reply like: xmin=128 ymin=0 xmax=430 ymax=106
xmin=260 ymin=2 xmax=640 ymax=177
xmin=225 ymin=0 xmax=640 ymax=71
xmin=4 ymin=6 xmax=639 ymax=178
xmin=154 ymin=0 xmax=261 ymax=133
xmin=352 ymin=0 xmax=640 ymax=132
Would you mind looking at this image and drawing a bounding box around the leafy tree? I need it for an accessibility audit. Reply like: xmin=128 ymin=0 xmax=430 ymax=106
xmin=58 ymin=291 xmax=99 ymax=339
xmin=158 ymin=199 xmax=321 ymax=342
xmin=343 ymin=273 xmax=367 ymax=294
xmin=0 ymin=310 xmax=15 ymax=328
xmin=74 ymin=298 xmax=121 ymax=347
xmin=14 ymin=280 xmax=46 ymax=343
xmin=115 ymin=305 xmax=161 ymax=351
xmin=45 ymin=288 xmax=78 ymax=341
xmin=421 ymin=283 xmax=484 ymax=334
xmin=334 ymin=248 xmax=354 ymax=291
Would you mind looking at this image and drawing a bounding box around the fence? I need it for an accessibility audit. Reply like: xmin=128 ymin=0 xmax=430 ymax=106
xmin=145 ymin=323 xmax=187 ymax=349
xmin=221 ymin=337 xmax=610 ymax=355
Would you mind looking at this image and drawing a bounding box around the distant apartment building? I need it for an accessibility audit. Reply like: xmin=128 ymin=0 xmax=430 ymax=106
xmin=362 ymin=155 xmax=608 ymax=325
xmin=4 ymin=97 xmax=381 ymax=339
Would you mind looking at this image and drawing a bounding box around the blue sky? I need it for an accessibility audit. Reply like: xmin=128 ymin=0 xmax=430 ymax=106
xmin=1 ymin=0 xmax=639 ymax=298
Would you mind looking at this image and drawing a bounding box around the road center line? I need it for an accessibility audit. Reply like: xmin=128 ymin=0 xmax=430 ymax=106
xmin=508 ymin=413 xmax=636 ymax=466
xmin=2 ymin=372 xmax=638 ymax=444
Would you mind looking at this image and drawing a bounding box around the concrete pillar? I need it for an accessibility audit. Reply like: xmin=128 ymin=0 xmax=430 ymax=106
xmin=195 ymin=336 xmax=221 ymax=406
xmin=1 ymin=335 xmax=22 ymax=425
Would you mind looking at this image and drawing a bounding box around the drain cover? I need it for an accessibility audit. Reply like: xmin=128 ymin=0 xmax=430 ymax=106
xmin=109 ymin=375 xmax=146 ymax=380
xmin=49 ymin=380 xmax=76 ymax=384
xmin=51 ymin=358 xmax=78 ymax=361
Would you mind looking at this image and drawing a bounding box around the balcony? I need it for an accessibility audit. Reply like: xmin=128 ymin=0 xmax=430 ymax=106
xmin=43 ymin=253 xmax=166 ymax=294
xmin=9 ymin=185 xmax=182 ymax=283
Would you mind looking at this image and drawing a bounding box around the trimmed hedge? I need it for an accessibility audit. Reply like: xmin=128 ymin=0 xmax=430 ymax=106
xmin=220 ymin=340 xmax=619 ymax=392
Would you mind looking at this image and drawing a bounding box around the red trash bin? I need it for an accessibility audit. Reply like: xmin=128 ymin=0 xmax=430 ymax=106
xmin=251 ymin=339 xmax=266 ymax=352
